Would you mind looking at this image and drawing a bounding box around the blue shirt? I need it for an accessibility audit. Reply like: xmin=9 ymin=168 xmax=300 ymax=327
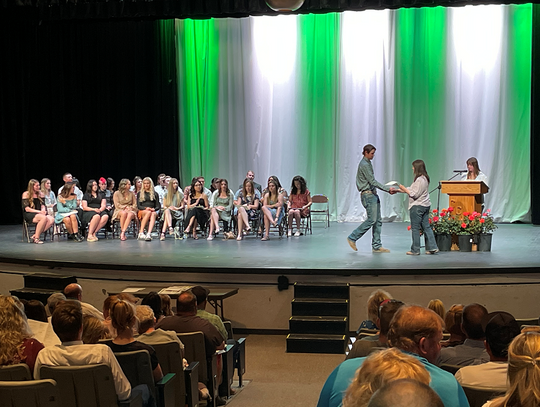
xmin=317 ymin=350 xmax=469 ymax=407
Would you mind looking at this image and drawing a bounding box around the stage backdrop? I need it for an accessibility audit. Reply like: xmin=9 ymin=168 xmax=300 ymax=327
xmin=174 ymin=5 xmax=531 ymax=223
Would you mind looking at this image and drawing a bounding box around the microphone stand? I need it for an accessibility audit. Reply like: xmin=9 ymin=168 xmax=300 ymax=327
xmin=430 ymin=172 xmax=465 ymax=212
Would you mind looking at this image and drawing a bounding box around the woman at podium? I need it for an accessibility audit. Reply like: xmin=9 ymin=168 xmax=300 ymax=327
xmin=461 ymin=157 xmax=488 ymax=187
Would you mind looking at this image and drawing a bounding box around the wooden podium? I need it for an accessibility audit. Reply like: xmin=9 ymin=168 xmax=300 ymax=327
xmin=440 ymin=181 xmax=489 ymax=215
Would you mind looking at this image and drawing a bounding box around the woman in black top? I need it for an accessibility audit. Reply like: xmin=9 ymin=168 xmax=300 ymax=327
xmin=21 ymin=179 xmax=54 ymax=244
xmin=183 ymin=178 xmax=210 ymax=239
xmin=82 ymin=179 xmax=109 ymax=242
xmin=137 ymin=177 xmax=161 ymax=241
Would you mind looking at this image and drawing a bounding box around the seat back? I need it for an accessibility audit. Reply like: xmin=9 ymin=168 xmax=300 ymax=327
xmin=151 ymin=342 xmax=186 ymax=407
xmin=462 ymin=385 xmax=505 ymax=407
xmin=0 ymin=364 xmax=32 ymax=381
xmin=40 ymin=364 xmax=120 ymax=407
xmin=310 ymin=194 xmax=330 ymax=227
xmin=176 ymin=332 xmax=208 ymax=384
xmin=439 ymin=364 xmax=462 ymax=375
xmin=223 ymin=321 xmax=234 ymax=341
xmin=0 ymin=379 xmax=59 ymax=407
xmin=114 ymin=350 xmax=156 ymax=403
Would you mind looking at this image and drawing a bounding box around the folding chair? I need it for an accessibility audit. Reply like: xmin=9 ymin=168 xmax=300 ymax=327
xmin=310 ymin=194 xmax=330 ymax=228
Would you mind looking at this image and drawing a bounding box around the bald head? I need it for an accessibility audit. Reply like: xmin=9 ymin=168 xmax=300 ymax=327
xmin=367 ymin=379 xmax=444 ymax=407
xmin=64 ymin=284 xmax=82 ymax=301
xmin=176 ymin=291 xmax=197 ymax=315
xmin=462 ymin=303 xmax=488 ymax=340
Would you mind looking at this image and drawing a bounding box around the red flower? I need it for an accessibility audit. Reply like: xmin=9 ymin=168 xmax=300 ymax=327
xmin=468 ymin=215 xmax=475 ymax=221
xmin=472 ymin=211 xmax=478 ymax=216
xmin=475 ymin=212 xmax=481 ymax=217
xmin=433 ymin=216 xmax=439 ymax=222
xmin=463 ymin=212 xmax=470 ymax=217
xmin=428 ymin=218 xmax=432 ymax=224
xmin=432 ymin=209 xmax=438 ymax=213
xmin=448 ymin=207 xmax=454 ymax=212
xmin=480 ymin=218 xmax=485 ymax=223
xmin=407 ymin=225 xmax=411 ymax=231
xmin=487 ymin=209 xmax=491 ymax=213
xmin=461 ymin=223 xmax=467 ymax=228
xmin=440 ymin=211 xmax=447 ymax=216
xmin=483 ymin=213 xmax=487 ymax=217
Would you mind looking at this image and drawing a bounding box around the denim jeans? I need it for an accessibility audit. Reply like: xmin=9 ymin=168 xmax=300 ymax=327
xmin=410 ymin=205 xmax=438 ymax=254
xmin=348 ymin=193 xmax=382 ymax=250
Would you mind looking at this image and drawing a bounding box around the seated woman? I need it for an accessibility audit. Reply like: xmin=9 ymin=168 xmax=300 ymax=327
xmin=131 ymin=176 xmax=143 ymax=195
xmin=107 ymin=177 xmax=115 ymax=193
xmin=441 ymin=304 xmax=466 ymax=348
xmin=112 ymin=179 xmax=138 ymax=241
xmin=357 ymin=289 xmax=392 ymax=333
xmin=82 ymin=315 xmax=110 ymax=344
xmin=137 ymin=177 xmax=161 ymax=241
xmin=82 ymin=179 xmax=109 ymax=242
xmin=40 ymin=178 xmax=56 ymax=217
xmin=98 ymin=177 xmax=114 ymax=230
xmin=0 ymin=295 xmax=44 ymax=377
xmin=261 ymin=179 xmax=285 ymax=241
xmin=234 ymin=179 xmax=261 ymax=241
xmin=105 ymin=298 xmax=163 ymax=384
xmin=287 ymin=175 xmax=312 ymax=237
xmin=55 ymin=182 xmax=83 ymax=242
xmin=208 ymin=179 xmax=234 ymax=241
xmin=183 ymin=178 xmax=210 ymax=240
xmin=262 ymin=175 xmax=288 ymax=201
xmin=160 ymin=178 xmax=184 ymax=241
xmin=22 ymin=179 xmax=55 ymax=244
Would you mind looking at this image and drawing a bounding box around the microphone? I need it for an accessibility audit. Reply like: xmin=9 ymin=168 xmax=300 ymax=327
xmin=453 ymin=170 xmax=467 ymax=173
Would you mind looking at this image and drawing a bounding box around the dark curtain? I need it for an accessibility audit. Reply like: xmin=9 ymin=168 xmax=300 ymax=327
xmin=1 ymin=18 xmax=178 ymax=224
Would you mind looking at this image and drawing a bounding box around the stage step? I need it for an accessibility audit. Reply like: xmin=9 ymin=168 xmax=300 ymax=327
xmin=286 ymin=333 xmax=347 ymax=354
xmin=293 ymin=282 xmax=350 ymax=299
xmin=289 ymin=316 xmax=348 ymax=335
xmin=10 ymin=287 xmax=59 ymax=304
xmin=292 ymin=298 xmax=349 ymax=317
xmin=24 ymin=273 xmax=77 ymax=291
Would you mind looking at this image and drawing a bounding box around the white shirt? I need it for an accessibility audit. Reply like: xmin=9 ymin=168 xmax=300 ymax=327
xmin=137 ymin=328 xmax=185 ymax=350
xmin=34 ymin=341 xmax=131 ymax=401
xmin=155 ymin=185 xmax=167 ymax=205
xmin=461 ymin=171 xmax=489 ymax=188
xmin=80 ymin=302 xmax=105 ymax=321
xmin=407 ymin=175 xmax=431 ymax=210
xmin=455 ymin=361 xmax=508 ymax=390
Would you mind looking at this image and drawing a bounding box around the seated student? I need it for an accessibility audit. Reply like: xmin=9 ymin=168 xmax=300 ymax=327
xmin=0 ymin=296 xmax=44 ymax=376
xmin=262 ymin=175 xmax=288 ymax=201
xmin=238 ymin=170 xmax=263 ymax=195
xmin=22 ymin=179 xmax=55 ymax=244
xmin=112 ymin=179 xmax=137 ymax=241
xmin=441 ymin=304 xmax=466 ymax=348
xmin=357 ymin=289 xmax=392 ymax=333
xmin=131 ymin=176 xmax=143 ymax=195
xmin=154 ymin=174 xmax=167 ymax=206
xmin=107 ymin=177 xmax=116 ymax=194
xmin=98 ymin=177 xmax=114 ymax=231
xmin=40 ymin=178 xmax=56 ymax=217
xmin=57 ymin=172 xmax=83 ymax=201
xmin=287 ymin=175 xmax=312 ymax=237
xmin=234 ymin=179 xmax=261 ymax=241
xmin=137 ymin=177 xmax=161 ymax=241
xmin=160 ymin=178 xmax=184 ymax=240
xmin=183 ymin=178 xmax=210 ymax=240
xmin=55 ymin=182 xmax=84 ymax=242
xmin=208 ymin=179 xmax=234 ymax=241
xmin=261 ymin=179 xmax=284 ymax=241
xmin=34 ymin=301 xmax=132 ymax=402
xmin=82 ymin=179 xmax=109 ymax=242
xmin=342 ymin=348 xmax=431 ymax=407
xmin=104 ymin=299 xmax=163 ymax=383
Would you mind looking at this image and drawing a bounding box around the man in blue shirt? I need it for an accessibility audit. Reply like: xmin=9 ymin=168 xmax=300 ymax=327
xmin=347 ymin=144 xmax=397 ymax=253
xmin=317 ymin=305 xmax=470 ymax=407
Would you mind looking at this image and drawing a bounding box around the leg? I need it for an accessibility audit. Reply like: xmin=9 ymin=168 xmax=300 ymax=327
xmin=63 ymin=217 xmax=74 ymax=234
xmin=409 ymin=205 xmax=422 ymax=254
xmin=421 ymin=206 xmax=438 ymax=252
xmin=147 ymin=212 xmax=157 ymax=234
xmin=209 ymin=208 xmax=218 ymax=235
xmin=97 ymin=214 xmax=109 ymax=231
xmin=163 ymin=209 xmax=172 ymax=232
xmin=192 ymin=219 xmax=199 ymax=239
xmin=70 ymin=214 xmax=79 ymax=233
xmin=236 ymin=209 xmax=245 ymax=240
xmin=139 ymin=211 xmax=150 ymax=235
xmin=185 ymin=215 xmax=196 ymax=233
xmin=348 ymin=194 xmax=376 ymax=242
xmin=293 ymin=209 xmax=301 ymax=232
xmin=371 ymin=195 xmax=383 ymax=250
xmin=32 ymin=214 xmax=47 ymax=239
xmin=288 ymin=209 xmax=294 ymax=230
xmin=88 ymin=214 xmax=100 ymax=238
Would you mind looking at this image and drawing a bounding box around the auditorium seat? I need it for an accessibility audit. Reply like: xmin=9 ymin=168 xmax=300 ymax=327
xmin=0 ymin=379 xmax=59 ymax=407
xmin=462 ymin=385 xmax=505 ymax=407
xmin=0 ymin=364 xmax=32 ymax=381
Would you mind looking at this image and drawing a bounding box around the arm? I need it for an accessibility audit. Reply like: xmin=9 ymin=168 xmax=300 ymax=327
xmin=224 ymin=193 xmax=234 ymax=213
xmin=99 ymin=198 xmax=106 ymax=212
xmin=275 ymin=195 xmax=284 ymax=219
xmin=113 ymin=191 xmax=123 ymax=210
xmin=202 ymin=194 xmax=210 ymax=209
xmin=358 ymin=162 xmax=390 ymax=193
xmin=303 ymin=191 xmax=312 ymax=210
xmin=136 ymin=193 xmax=146 ymax=211
xmin=210 ymin=191 xmax=218 ymax=208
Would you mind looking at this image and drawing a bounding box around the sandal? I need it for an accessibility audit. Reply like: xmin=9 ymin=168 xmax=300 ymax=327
xmin=160 ymin=233 xmax=166 ymax=241
xmin=193 ymin=235 xmax=199 ymax=240
xmin=261 ymin=236 xmax=269 ymax=241
xmin=32 ymin=237 xmax=44 ymax=244
xmin=236 ymin=235 xmax=243 ymax=241
xmin=120 ymin=232 xmax=127 ymax=241
xmin=168 ymin=227 xmax=174 ymax=236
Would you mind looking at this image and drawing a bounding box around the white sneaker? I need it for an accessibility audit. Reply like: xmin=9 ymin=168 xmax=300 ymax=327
xmin=207 ymin=235 xmax=214 ymax=241
xmin=287 ymin=231 xmax=292 ymax=238
xmin=138 ymin=233 xmax=145 ymax=240
xmin=145 ymin=233 xmax=152 ymax=241
xmin=294 ymin=231 xmax=301 ymax=237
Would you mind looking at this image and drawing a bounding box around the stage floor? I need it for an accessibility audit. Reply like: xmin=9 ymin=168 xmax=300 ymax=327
xmin=1 ymin=223 xmax=539 ymax=276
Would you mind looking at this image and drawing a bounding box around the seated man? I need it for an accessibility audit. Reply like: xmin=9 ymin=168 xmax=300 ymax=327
xmin=34 ymin=301 xmax=131 ymax=402
xmin=238 ymin=170 xmax=262 ymax=194
xmin=317 ymin=305 xmax=469 ymax=407
xmin=368 ymin=379 xmax=444 ymax=407
xmin=455 ymin=311 xmax=521 ymax=390
xmin=346 ymin=299 xmax=404 ymax=360
xmin=136 ymin=305 xmax=185 ymax=351
xmin=191 ymin=286 xmax=227 ymax=341
xmin=64 ymin=283 xmax=104 ymax=321
xmin=438 ymin=303 xmax=490 ymax=367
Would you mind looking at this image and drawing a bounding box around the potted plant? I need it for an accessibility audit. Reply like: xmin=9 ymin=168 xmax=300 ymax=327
xmin=429 ymin=208 xmax=458 ymax=251
xmin=456 ymin=211 xmax=483 ymax=251
xmin=477 ymin=209 xmax=497 ymax=251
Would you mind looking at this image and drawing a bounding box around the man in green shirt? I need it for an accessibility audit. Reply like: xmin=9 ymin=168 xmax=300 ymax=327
xmin=347 ymin=144 xmax=397 ymax=252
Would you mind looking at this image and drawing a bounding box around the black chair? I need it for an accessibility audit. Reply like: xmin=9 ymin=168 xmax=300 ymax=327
xmin=0 ymin=379 xmax=60 ymax=407
xmin=0 ymin=364 xmax=32 ymax=381
xmin=439 ymin=364 xmax=462 ymax=375
xmin=462 ymin=385 xmax=505 ymax=407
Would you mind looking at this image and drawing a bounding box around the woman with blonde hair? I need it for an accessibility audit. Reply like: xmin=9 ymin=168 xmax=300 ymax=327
xmin=112 ymin=178 xmax=137 ymax=241
xmin=427 ymin=299 xmax=446 ymax=320
xmin=160 ymin=294 xmax=173 ymax=317
xmin=357 ymin=289 xmax=392 ymax=332
xmin=235 ymin=179 xmax=261 ymax=241
xmin=342 ymin=348 xmax=431 ymax=407
xmin=0 ymin=295 xmax=44 ymax=376
xmin=82 ymin=315 xmax=110 ymax=344
xmin=40 ymin=178 xmax=56 ymax=216
xmin=22 ymin=179 xmax=55 ymax=244
xmin=137 ymin=177 xmax=161 ymax=241
xmin=441 ymin=304 xmax=466 ymax=348
xmin=55 ymin=182 xmax=84 ymax=242
xmin=484 ymin=332 xmax=540 ymax=407
xmin=161 ymin=178 xmax=184 ymax=240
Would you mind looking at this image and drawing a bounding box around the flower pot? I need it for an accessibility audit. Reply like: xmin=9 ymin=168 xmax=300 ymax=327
xmin=435 ymin=234 xmax=452 ymax=252
xmin=458 ymin=235 xmax=473 ymax=252
xmin=477 ymin=233 xmax=493 ymax=252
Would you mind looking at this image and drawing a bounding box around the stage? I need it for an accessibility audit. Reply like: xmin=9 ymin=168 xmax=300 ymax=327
xmin=0 ymin=222 xmax=539 ymax=276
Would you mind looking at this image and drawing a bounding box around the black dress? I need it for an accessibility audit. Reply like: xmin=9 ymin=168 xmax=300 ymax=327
xmin=184 ymin=197 xmax=209 ymax=230
xmin=82 ymin=192 xmax=106 ymax=226
xmin=22 ymin=198 xmax=43 ymax=223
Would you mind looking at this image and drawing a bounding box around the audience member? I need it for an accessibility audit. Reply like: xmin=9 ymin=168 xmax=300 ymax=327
xmin=81 ymin=179 xmax=109 ymax=242
xmin=367 ymin=379 xmax=444 ymax=407
xmin=136 ymin=305 xmax=184 ymax=351
xmin=343 ymin=348 xmax=431 ymax=407
xmin=24 ymin=299 xmax=48 ymax=322
xmin=107 ymin=177 xmax=116 ymax=193
xmin=357 ymin=289 xmax=392 ymax=332
xmin=160 ymin=294 xmax=173 ymax=317
xmin=428 ymin=299 xmax=446 ymax=320
xmin=22 ymin=179 xmax=55 ymax=244
xmin=137 ymin=177 xmax=161 ymax=241
xmin=208 ymin=179 xmax=234 ymax=240
xmin=131 ymin=176 xmax=143 ymax=195
xmin=56 ymin=182 xmax=84 ymax=242
xmin=317 ymin=305 xmax=469 ymax=407
xmin=161 ymin=178 xmax=184 ymax=240
xmin=456 ymin=311 xmax=521 ymax=390
xmin=262 ymin=175 xmax=288 ymax=200
xmin=438 ymin=303 xmax=489 ymax=366
xmin=191 ymin=286 xmax=227 ymax=341
xmin=484 ymin=332 xmax=540 ymax=407
xmin=141 ymin=292 xmax=164 ymax=322
xmin=112 ymin=178 xmax=138 ymax=241
xmin=82 ymin=315 xmax=110 ymax=344
xmin=441 ymin=304 xmax=466 ymax=348
xmin=0 ymin=295 xmax=44 ymax=376
xmin=287 ymin=175 xmax=312 ymax=237
xmin=64 ymin=283 xmax=104 ymax=321
xmin=46 ymin=292 xmax=66 ymax=317
xmin=34 ymin=301 xmax=131 ymax=402
xmin=346 ymin=299 xmax=404 ymax=360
